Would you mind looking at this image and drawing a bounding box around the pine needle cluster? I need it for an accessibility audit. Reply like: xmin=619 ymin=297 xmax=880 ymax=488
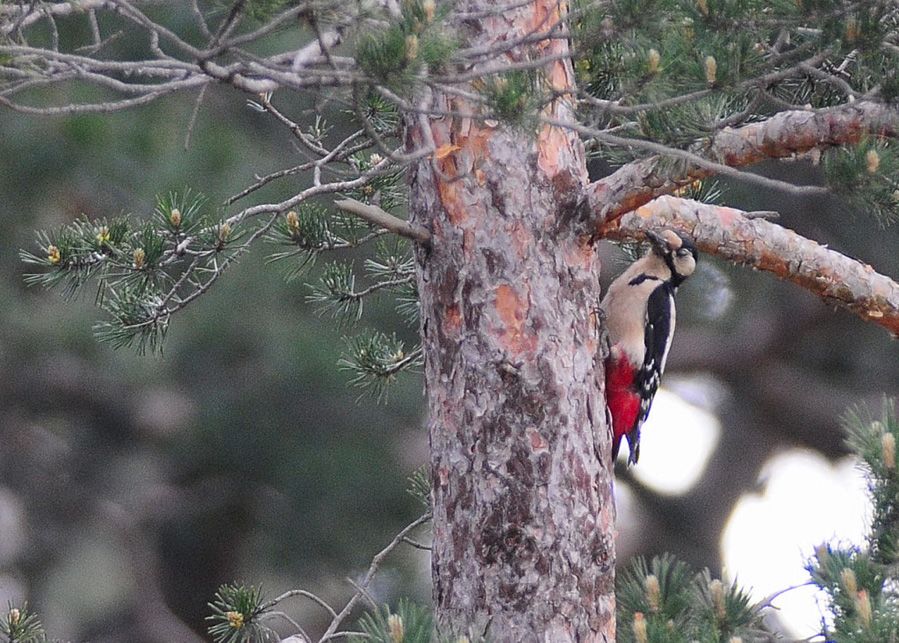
xmin=20 ymin=191 xmax=227 ymax=354
xmin=355 ymin=0 xmax=457 ymax=91
xmin=476 ymin=69 xmax=546 ymax=131
xmin=0 ymin=603 xmax=49 ymax=643
xmin=824 ymin=139 xmax=899 ymax=225
xmin=570 ymin=0 xmax=899 ymax=224
xmin=807 ymin=399 xmax=899 ymax=641
xmin=354 ymin=599 xmax=434 ymax=643
xmin=207 ymin=584 xmax=278 ymax=643
xmin=616 ymin=553 xmax=767 ymax=643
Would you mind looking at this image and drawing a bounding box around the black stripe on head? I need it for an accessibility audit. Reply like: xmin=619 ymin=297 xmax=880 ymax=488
xmin=629 ymin=274 xmax=661 ymax=286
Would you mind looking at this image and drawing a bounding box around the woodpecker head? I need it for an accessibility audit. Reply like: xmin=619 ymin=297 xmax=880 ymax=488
xmin=645 ymin=229 xmax=697 ymax=286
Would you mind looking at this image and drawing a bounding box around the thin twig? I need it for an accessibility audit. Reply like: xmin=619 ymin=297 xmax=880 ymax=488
xmin=319 ymin=512 xmax=431 ymax=643
xmin=183 ymin=84 xmax=207 ymax=150
xmin=333 ymin=198 xmax=432 ymax=246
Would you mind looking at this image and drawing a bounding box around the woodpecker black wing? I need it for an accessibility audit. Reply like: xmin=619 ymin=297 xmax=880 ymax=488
xmin=626 ymin=284 xmax=676 ymax=464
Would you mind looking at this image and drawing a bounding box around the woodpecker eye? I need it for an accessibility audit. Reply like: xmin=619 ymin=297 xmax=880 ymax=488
xmin=676 ymin=248 xmax=689 ymax=257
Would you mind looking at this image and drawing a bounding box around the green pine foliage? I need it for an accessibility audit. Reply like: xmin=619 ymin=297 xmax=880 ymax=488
xmin=355 ymin=0 xmax=457 ymax=91
xmin=616 ymin=553 xmax=767 ymax=642
xmin=353 ymin=599 xmax=434 ymax=643
xmin=265 ymin=204 xmax=341 ymax=279
xmin=407 ymin=465 xmax=431 ymax=508
xmin=570 ymin=0 xmax=899 ymax=226
xmin=824 ymin=140 xmax=899 ymax=225
xmin=349 ymin=92 xmax=403 ymax=138
xmin=478 ymin=69 xmax=546 ymax=131
xmin=338 ymin=330 xmax=421 ymax=402
xmin=346 ymin=152 xmax=407 ymax=211
xmin=1 ymin=603 xmax=48 ymax=643
xmin=807 ymin=400 xmax=899 ymax=642
xmin=20 ymin=191 xmax=239 ymax=355
xmin=207 ymin=583 xmax=277 ymax=643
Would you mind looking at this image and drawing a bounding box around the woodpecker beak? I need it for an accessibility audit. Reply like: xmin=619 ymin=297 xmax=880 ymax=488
xmin=645 ymin=230 xmax=669 ymax=255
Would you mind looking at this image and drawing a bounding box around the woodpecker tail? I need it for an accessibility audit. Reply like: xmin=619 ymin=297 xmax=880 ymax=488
xmin=626 ymin=429 xmax=641 ymax=466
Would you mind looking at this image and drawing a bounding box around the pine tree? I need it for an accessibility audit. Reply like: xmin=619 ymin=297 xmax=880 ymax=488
xmin=4 ymin=0 xmax=899 ymax=640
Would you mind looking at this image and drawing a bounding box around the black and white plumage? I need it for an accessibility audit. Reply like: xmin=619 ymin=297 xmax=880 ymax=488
xmin=601 ymin=229 xmax=698 ymax=465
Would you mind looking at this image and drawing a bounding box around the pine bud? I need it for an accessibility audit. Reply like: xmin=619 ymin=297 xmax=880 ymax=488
xmin=632 ymin=612 xmax=647 ymax=643
xmin=644 ymin=574 xmax=661 ymax=612
xmin=422 ymin=0 xmax=436 ymax=23
xmin=729 ymin=638 xmax=743 ymax=643
xmin=218 ymin=222 xmax=231 ymax=244
xmin=226 ymin=611 xmax=244 ymax=629
xmin=387 ymin=613 xmax=405 ymax=643
xmin=865 ymin=149 xmax=880 ymax=174
xmin=132 ymin=247 xmax=146 ymax=269
xmin=815 ymin=544 xmax=830 ymax=566
xmin=841 ymin=568 xmax=857 ymax=595
xmin=95 ymin=226 xmax=110 ymax=245
xmin=710 ymin=579 xmax=726 ymax=620
xmin=704 ymin=56 xmax=717 ymax=86
xmin=286 ymin=210 xmax=300 ymax=234
xmin=8 ymin=608 xmax=20 ymax=626
xmin=405 ymin=34 xmax=419 ymax=62
xmin=47 ymin=244 xmax=61 ymax=265
xmin=696 ymin=0 xmax=709 ymax=16
xmin=370 ymin=153 xmax=384 ymax=166
xmin=893 ymin=189 xmax=899 ymax=204
xmin=170 ymin=208 xmax=182 ymax=227
xmin=882 ymin=433 xmax=896 ymax=470
xmin=647 ymin=49 xmax=661 ymax=74
xmin=856 ymin=590 xmax=872 ymax=627
xmin=456 ymin=638 xmax=470 ymax=643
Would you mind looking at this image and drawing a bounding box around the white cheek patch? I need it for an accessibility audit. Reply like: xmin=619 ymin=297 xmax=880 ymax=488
xmin=661 ymin=229 xmax=682 ymax=249
xmin=676 ymin=255 xmax=696 ymax=277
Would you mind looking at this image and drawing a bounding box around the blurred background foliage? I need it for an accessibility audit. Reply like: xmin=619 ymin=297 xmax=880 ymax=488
xmin=1 ymin=3 xmax=899 ymax=643
xmin=1 ymin=38 xmax=428 ymax=640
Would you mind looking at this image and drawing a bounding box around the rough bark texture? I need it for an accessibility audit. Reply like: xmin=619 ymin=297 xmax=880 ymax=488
xmin=586 ymin=101 xmax=899 ymax=225
xmin=408 ymin=2 xmax=615 ymax=640
xmin=600 ymin=195 xmax=899 ymax=336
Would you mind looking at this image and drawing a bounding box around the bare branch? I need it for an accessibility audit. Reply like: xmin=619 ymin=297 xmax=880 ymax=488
xmin=333 ymin=198 xmax=431 ymax=246
xmin=599 ymin=195 xmax=899 ymax=336
xmin=559 ymin=117 xmax=830 ymax=197
xmin=319 ymin=512 xmax=431 ymax=643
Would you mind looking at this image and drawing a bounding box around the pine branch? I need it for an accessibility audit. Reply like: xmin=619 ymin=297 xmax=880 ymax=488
xmin=598 ymin=195 xmax=899 ymax=336
xmin=585 ymin=100 xmax=899 ymax=225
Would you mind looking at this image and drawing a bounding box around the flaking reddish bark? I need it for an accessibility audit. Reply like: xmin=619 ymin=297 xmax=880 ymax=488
xmin=586 ymin=101 xmax=899 ymax=225
xmin=407 ymin=1 xmax=616 ymax=640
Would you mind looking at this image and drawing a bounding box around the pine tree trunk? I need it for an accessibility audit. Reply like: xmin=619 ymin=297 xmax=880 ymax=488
xmin=408 ymin=2 xmax=616 ymax=640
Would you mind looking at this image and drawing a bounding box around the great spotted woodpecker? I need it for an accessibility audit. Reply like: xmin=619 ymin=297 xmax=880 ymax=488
xmin=600 ymin=229 xmax=698 ymax=465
